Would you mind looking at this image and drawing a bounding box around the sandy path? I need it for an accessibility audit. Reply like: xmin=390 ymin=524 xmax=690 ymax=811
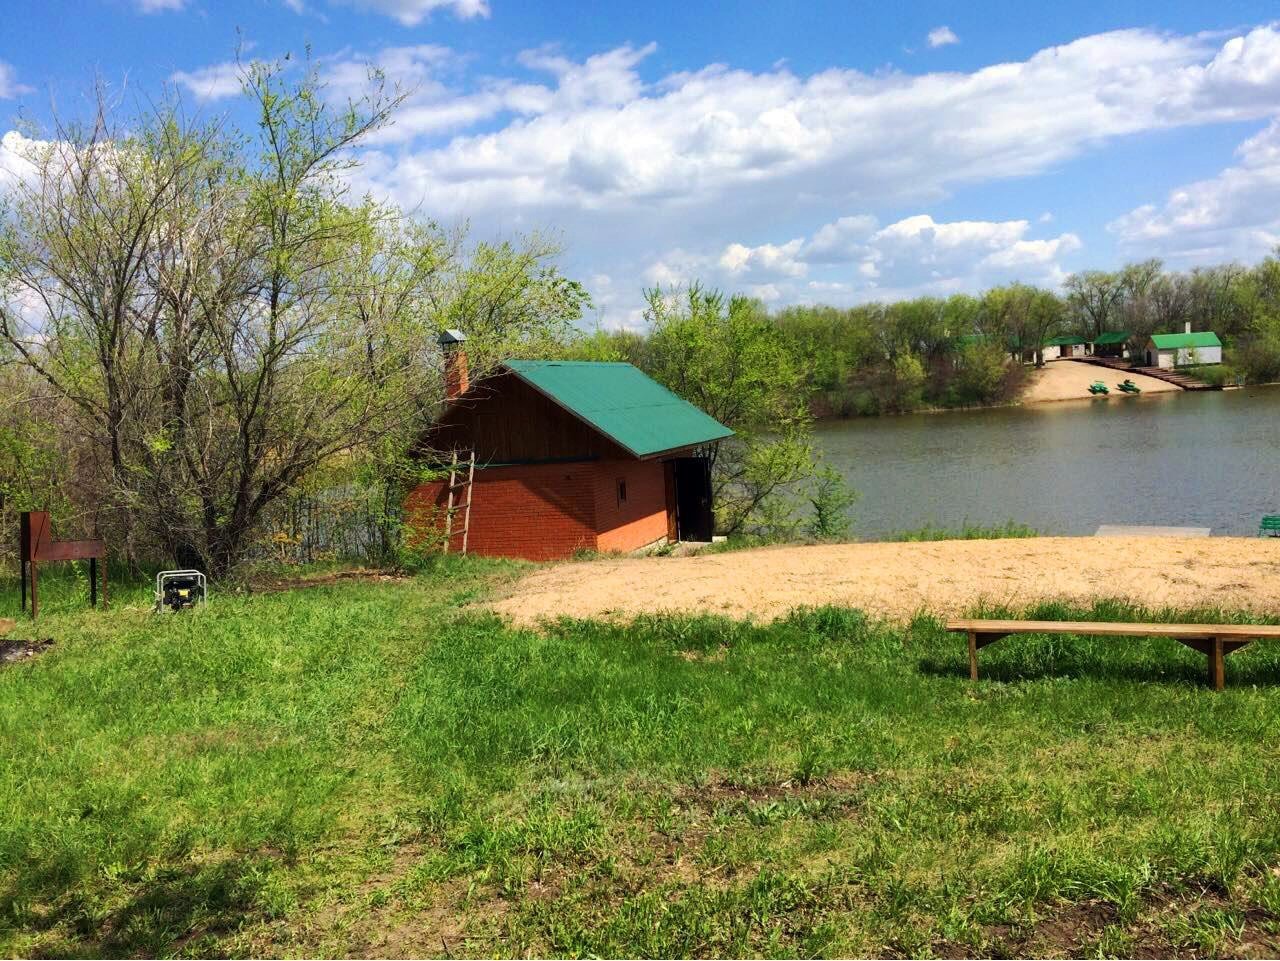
xmin=492 ymin=537 xmax=1280 ymax=625
xmin=1022 ymin=359 xmax=1177 ymax=404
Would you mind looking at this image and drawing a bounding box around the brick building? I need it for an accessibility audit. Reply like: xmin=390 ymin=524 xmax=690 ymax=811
xmin=405 ymin=332 xmax=733 ymax=561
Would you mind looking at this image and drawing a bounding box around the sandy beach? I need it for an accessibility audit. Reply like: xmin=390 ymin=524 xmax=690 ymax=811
xmin=491 ymin=536 xmax=1280 ymax=625
xmin=1021 ymin=359 xmax=1178 ymax=404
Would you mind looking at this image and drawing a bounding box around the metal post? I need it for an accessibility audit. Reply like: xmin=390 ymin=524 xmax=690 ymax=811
xmin=89 ymin=558 xmax=97 ymax=607
xmin=30 ymin=561 xmax=38 ymax=621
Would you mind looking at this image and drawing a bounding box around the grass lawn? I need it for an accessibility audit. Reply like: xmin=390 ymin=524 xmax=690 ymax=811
xmin=2 ymin=560 xmax=1280 ymax=957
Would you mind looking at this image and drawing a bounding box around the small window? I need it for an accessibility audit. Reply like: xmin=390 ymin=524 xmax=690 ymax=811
xmin=616 ymin=478 xmax=627 ymax=505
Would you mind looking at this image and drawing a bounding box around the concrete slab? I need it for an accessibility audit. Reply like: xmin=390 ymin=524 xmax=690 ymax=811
xmin=1095 ymin=525 xmax=1212 ymax=538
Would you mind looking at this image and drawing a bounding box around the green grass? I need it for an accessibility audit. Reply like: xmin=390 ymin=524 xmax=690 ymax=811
xmin=2 ymin=564 xmax=1280 ymax=957
xmin=888 ymin=520 xmax=1041 ymax=541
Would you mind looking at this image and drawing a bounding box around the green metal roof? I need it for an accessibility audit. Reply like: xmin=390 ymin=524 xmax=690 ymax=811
xmin=1046 ymin=334 xmax=1089 ymax=347
xmin=504 ymin=360 xmax=734 ymax=458
xmin=1093 ymin=331 xmax=1131 ymax=345
xmin=1149 ymin=331 xmax=1222 ymax=350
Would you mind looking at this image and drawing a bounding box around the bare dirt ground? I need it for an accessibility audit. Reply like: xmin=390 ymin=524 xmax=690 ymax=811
xmin=1022 ymin=359 xmax=1178 ymax=404
xmin=492 ymin=537 xmax=1280 ymax=626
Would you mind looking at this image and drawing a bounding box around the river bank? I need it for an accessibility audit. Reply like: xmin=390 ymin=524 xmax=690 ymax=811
xmin=492 ymin=535 xmax=1280 ymax=626
xmin=1019 ymin=358 xmax=1179 ymax=404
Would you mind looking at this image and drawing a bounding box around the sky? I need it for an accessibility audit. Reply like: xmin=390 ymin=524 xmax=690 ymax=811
xmin=2 ymin=1 xmax=1280 ymax=327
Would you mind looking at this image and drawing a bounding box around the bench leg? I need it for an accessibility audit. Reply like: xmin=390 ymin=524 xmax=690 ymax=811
xmin=969 ymin=632 xmax=978 ymax=681
xmin=1210 ymin=637 xmax=1224 ymax=692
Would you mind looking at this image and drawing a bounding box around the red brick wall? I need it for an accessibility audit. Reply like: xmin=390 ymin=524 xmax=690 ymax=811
xmin=404 ymin=458 xmax=671 ymax=561
xmin=593 ymin=459 xmax=669 ymax=554
xmin=405 ymin=462 xmax=599 ymax=561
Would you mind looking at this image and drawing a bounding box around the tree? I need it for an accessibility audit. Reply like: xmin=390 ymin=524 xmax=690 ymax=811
xmin=0 ymin=61 xmax=414 ymax=573
xmin=1064 ymin=270 xmax=1127 ymax=339
xmin=981 ymin=283 xmax=1063 ymax=367
xmin=639 ymin=284 xmax=822 ymax=537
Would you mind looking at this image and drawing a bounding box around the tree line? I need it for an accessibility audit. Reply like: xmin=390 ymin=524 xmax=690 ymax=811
xmin=763 ymin=259 xmax=1280 ymax=416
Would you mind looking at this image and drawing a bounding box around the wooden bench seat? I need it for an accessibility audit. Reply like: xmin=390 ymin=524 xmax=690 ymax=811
xmin=946 ymin=619 xmax=1280 ymax=691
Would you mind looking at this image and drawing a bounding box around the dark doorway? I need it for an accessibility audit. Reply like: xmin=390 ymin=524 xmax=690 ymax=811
xmin=672 ymin=456 xmax=714 ymax=542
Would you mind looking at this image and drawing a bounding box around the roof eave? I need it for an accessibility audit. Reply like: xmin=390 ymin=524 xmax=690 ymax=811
xmin=634 ymin=432 xmax=735 ymax=461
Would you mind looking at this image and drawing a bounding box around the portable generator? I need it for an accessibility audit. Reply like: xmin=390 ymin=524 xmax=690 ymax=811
xmin=154 ymin=570 xmax=207 ymax=613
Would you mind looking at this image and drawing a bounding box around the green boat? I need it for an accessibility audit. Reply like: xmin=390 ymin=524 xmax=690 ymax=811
xmin=1088 ymin=381 xmax=1110 ymax=395
xmin=1117 ymin=379 xmax=1141 ymax=394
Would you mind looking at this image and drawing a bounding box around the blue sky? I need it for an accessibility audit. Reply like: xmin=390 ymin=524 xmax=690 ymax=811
xmin=3 ymin=0 xmax=1280 ymax=326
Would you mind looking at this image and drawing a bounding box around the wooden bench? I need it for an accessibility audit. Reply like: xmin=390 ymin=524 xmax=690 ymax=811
xmin=946 ymin=619 xmax=1280 ymax=691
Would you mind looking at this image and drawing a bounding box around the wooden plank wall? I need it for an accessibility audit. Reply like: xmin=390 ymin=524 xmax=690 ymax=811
xmin=426 ymin=372 xmax=633 ymax=464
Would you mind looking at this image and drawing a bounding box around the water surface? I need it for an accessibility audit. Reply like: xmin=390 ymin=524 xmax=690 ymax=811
xmin=814 ymin=387 xmax=1280 ymax=539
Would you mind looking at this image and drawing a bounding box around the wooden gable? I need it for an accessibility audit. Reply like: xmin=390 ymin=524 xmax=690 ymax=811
xmin=424 ymin=370 xmax=634 ymax=465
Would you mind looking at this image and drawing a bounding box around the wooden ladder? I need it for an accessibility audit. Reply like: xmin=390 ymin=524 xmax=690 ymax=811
xmin=443 ymin=449 xmax=476 ymax=554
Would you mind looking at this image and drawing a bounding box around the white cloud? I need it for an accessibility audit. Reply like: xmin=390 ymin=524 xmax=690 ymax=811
xmin=337 ymin=24 xmax=1280 ymax=323
xmin=135 ymin=0 xmax=186 ymax=11
xmin=319 ymin=45 xmax=554 ymax=144
xmin=169 ymin=62 xmax=248 ymax=103
xmin=718 ymin=238 xmax=807 ymax=278
xmin=1110 ymin=118 xmax=1280 ymax=261
xmin=0 ymin=61 xmax=32 ymax=99
xmin=693 ymin=213 xmax=1081 ymax=303
xmin=332 ymin=0 xmax=489 ymax=26
xmin=927 ymin=26 xmax=959 ymax=49
xmin=357 ymin=25 xmax=1280 ymax=225
xmin=0 ymin=131 xmax=43 ymax=193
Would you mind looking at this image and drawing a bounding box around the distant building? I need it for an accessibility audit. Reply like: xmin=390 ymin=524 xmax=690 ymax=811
xmin=1043 ymin=335 xmax=1092 ymax=361
xmin=1143 ymin=324 xmax=1223 ymax=368
xmin=1092 ymin=331 xmax=1131 ymax=359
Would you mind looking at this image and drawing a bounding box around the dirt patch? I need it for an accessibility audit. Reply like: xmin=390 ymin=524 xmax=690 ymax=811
xmin=678 ymin=771 xmax=875 ymax=809
xmin=0 ymin=617 xmax=15 ymax=635
xmin=492 ymin=536 xmax=1280 ymax=626
xmin=0 ymin=637 xmax=53 ymax=665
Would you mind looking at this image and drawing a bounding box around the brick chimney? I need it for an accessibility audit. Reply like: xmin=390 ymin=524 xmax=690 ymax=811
xmin=438 ymin=329 xmax=468 ymax=400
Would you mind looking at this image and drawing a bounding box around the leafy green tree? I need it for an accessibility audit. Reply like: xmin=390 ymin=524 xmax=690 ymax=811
xmin=805 ymin=465 xmax=857 ymax=541
xmin=1064 ymin=269 xmax=1127 ymax=339
xmin=0 ymin=58 xmax=588 ymax=574
xmin=640 ymin=284 xmax=820 ymax=538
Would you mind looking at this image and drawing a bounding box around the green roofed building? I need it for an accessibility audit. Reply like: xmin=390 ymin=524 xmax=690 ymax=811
xmin=1044 ymin=334 xmax=1091 ymax=360
xmin=407 ymin=335 xmax=733 ymax=560
xmin=1143 ymin=326 xmax=1223 ymax=369
xmin=1093 ymin=331 xmax=1132 ymax=359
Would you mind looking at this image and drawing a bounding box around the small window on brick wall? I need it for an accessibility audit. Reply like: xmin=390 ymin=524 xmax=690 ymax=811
xmin=616 ymin=478 xmax=627 ymax=505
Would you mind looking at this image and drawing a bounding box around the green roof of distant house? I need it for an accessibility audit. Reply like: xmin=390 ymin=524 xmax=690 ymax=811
xmin=1046 ymin=335 xmax=1089 ymax=347
xmin=1149 ymin=331 xmax=1222 ymax=350
xmin=1093 ymin=331 xmax=1131 ymax=345
xmin=503 ymin=360 xmax=734 ymax=459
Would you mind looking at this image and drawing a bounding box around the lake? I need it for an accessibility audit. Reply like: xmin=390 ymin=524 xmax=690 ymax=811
xmin=815 ymin=386 xmax=1280 ymax=539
